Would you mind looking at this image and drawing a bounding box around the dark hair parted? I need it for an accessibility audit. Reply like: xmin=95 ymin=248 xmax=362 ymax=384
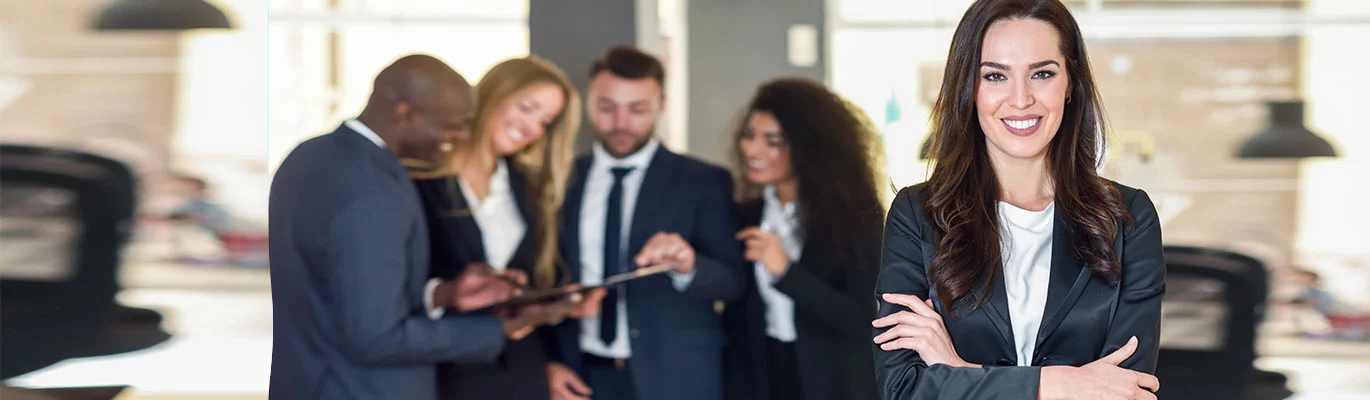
xmin=923 ymin=0 xmax=1131 ymax=314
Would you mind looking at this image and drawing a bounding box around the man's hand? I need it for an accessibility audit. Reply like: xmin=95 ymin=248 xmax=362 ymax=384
xmin=634 ymin=232 xmax=696 ymax=273
xmin=437 ymin=263 xmax=525 ymax=312
xmin=497 ymin=296 xmax=580 ymax=340
xmin=547 ymin=362 xmax=592 ymax=400
xmin=566 ymin=287 xmax=607 ymax=319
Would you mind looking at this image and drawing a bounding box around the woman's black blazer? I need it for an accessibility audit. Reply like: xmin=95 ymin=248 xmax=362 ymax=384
xmin=874 ymin=181 xmax=1164 ymax=399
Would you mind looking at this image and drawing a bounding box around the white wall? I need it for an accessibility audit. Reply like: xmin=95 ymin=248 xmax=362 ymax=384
xmin=1297 ymin=0 xmax=1370 ymax=306
xmin=174 ymin=0 xmax=271 ymax=225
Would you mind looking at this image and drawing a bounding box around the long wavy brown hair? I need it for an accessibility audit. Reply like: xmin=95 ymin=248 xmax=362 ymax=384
xmin=923 ymin=0 xmax=1131 ymax=313
xmin=730 ymin=78 xmax=887 ymax=267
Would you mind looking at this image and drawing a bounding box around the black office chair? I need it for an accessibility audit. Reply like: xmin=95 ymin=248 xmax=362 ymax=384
xmin=1155 ymin=249 xmax=1292 ymax=400
xmin=1 ymin=145 xmax=164 ymax=325
xmin=0 ymin=148 xmax=168 ymax=379
xmin=1164 ymin=245 xmax=1271 ymax=322
xmin=1165 ymin=246 xmax=1291 ymax=384
xmin=0 ymin=145 xmax=138 ymax=242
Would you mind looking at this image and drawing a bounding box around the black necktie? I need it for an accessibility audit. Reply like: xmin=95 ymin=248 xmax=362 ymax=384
xmin=600 ymin=166 xmax=635 ymax=346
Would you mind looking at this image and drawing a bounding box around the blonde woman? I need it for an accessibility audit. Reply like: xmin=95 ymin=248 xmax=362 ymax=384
xmin=407 ymin=56 xmax=604 ymax=400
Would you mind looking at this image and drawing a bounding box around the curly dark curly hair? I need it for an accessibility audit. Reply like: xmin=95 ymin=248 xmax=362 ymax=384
xmin=730 ymin=77 xmax=887 ymax=267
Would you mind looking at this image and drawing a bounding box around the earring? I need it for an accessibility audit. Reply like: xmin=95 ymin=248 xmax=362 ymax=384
xmin=1066 ymin=96 xmax=1072 ymax=104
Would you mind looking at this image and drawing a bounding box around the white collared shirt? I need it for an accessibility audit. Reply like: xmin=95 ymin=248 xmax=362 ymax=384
xmin=347 ymin=119 xmax=449 ymax=320
xmin=999 ymin=201 xmax=1053 ymax=366
xmin=455 ymin=158 xmax=527 ymax=271
xmin=756 ymin=185 xmax=803 ymax=342
xmin=577 ymin=138 xmax=693 ymax=359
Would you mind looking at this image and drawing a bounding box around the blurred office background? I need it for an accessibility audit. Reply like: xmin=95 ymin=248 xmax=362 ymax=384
xmin=0 ymin=0 xmax=1367 ymax=399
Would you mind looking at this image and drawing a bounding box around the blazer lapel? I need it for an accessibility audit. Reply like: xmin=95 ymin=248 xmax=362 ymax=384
xmin=977 ymin=269 xmax=1018 ymax=357
xmin=506 ymin=158 xmax=536 ymax=227
xmin=627 ymin=149 xmax=680 ymax=258
xmin=739 ymin=199 xmax=764 ymax=228
xmin=922 ymin=223 xmax=1015 ymax=355
xmin=504 ymin=159 xmax=539 ymax=272
xmin=562 ymin=156 xmax=592 ymax=280
xmin=1033 ymin=212 xmax=1092 ymax=352
xmin=446 ymin=178 xmax=487 ymax=262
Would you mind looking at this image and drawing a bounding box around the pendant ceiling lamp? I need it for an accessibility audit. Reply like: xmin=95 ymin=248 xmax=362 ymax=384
xmin=1237 ymin=100 xmax=1337 ymax=159
xmin=92 ymin=0 xmax=233 ymax=31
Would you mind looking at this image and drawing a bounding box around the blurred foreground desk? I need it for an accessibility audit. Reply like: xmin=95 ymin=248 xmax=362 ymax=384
xmin=1259 ymin=335 xmax=1370 ymax=359
xmin=1256 ymin=335 xmax=1370 ymax=399
xmin=5 ymin=260 xmax=272 ymax=400
xmin=0 ymin=386 xmax=126 ymax=400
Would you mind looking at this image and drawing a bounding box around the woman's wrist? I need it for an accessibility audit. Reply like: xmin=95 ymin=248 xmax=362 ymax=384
xmin=1038 ymin=366 xmax=1075 ymax=400
xmin=946 ymin=357 xmax=981 ymax=368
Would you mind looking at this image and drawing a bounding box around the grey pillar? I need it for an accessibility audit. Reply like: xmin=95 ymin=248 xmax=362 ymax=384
xmin=529 ymin=0 xmax=640 ymax=154
xmin=687 ymin=0 xmax=827 ymax=166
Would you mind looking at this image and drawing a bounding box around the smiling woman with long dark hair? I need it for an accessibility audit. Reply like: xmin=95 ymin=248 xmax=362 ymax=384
xmin=871 ymin=1 xmax=1166 ymax=399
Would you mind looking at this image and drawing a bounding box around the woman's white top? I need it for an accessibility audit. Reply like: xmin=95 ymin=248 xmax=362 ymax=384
xmin=757 ymin=185 xmax=803 ymax=342
xmin=455 ymin=159 xmax=526 ymax=271
xmin=998 ymin=201 xmax=1054 ymax=366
